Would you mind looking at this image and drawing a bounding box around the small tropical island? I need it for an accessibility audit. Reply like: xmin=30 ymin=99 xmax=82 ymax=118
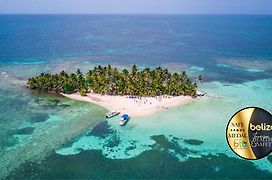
xmin=27 ymin=65 xmax=202 ymax=116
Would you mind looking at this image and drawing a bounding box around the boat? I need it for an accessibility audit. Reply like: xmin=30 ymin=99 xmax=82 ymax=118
xmin=119 ymin=114 xmax=130 ymax=126
xmin=196 ymin=91 xmax=205 ymax=96
xmin=105 ymin=111 xmax=120 ymax=118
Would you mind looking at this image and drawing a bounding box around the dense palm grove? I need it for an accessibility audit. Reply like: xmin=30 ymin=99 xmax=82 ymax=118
xmin=27 ymin=65 xmax=198 ymax=96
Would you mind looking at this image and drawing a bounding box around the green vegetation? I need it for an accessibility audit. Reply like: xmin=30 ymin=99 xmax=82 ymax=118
xmin=27 ymin=65 xmax=198 ymax=96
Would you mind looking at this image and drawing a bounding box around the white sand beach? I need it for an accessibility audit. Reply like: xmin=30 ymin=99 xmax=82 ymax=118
xmin=62 ymin=93 xmax=194 ymax=117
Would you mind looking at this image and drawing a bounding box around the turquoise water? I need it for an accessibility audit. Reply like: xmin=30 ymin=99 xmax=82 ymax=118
xmin=55 ymin=79 xmax=272 ymax=171
xmin=0 ymin=15 xmax=272 ymax=178
xmin=6 ymin=78 xmax=272 ymax=179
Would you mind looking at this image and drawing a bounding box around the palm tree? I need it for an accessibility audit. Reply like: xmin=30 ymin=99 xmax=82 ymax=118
xmin=197 ymin=75 xmax=203 ymax=83
xmin=131 ymin=64 xmax=138 ymax=76
xmin=28 ymin=65 xmax=197 ymax=97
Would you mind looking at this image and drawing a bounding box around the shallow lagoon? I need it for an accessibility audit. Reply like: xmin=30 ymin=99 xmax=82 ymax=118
xmin=1 ymin=61 xmax=272 ymax=179
xmin=56 ymin=78 xmax=272 ymax=173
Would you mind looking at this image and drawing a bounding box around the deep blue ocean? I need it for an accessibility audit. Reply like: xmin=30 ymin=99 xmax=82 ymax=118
xmin=0 ymin=15 xmax=272 ymax=179
xmin=0 ymin=15 xmax=272 ymax=82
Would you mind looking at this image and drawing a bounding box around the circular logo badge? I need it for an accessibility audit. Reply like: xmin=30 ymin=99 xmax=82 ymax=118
xmin=226 ymin=107 xmax=272 ymax=160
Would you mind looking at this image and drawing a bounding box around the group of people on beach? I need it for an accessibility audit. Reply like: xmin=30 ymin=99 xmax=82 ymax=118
xmin=128 ymin=95 xmax=174 ymax=108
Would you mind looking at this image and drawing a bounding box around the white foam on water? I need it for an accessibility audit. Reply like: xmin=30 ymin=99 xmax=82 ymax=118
xmin=247 ymin=68 xmax=265 ymax=73
xmin=190 ymin=66 xmax=205 ymax=71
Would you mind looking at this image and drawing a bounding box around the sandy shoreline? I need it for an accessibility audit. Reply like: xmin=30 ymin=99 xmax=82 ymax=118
xmin=61 ymin=93 xmax=194 ymax=117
